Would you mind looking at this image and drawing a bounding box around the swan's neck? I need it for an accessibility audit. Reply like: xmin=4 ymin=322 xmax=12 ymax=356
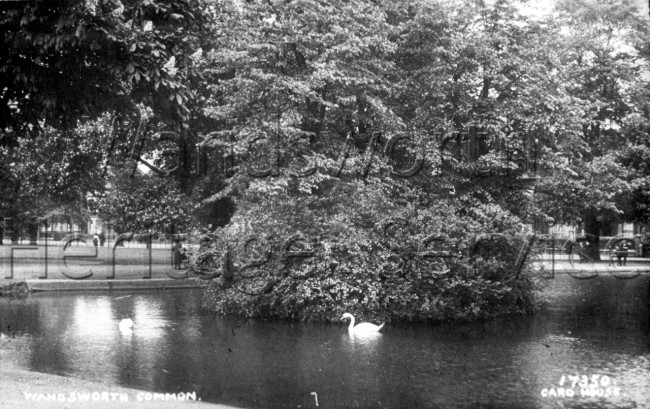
xmin=347 ymin=316 xmax=355 ymax=331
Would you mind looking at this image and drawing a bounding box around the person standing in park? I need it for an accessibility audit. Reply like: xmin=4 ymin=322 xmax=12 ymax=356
xmin=172 ymin=241 xmax=182 ymax=269
xmin=616 ymin=241 xmax=629 ymax=266
xmin=642 ymin=235 xmax=650 ymax=258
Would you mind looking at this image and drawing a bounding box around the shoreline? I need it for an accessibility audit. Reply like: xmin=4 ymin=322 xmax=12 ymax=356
xmin=1 ymin=278 xmax=207 ymax=293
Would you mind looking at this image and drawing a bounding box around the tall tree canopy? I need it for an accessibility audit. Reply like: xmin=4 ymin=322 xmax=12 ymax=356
xmin=0 ymin=0 xmax=210 ymax=239
xmin=535 ymin=0 xmax=650 ymax=259
xmin=0 ymin=0 xmax=208 ymax=146
xmin=193 ymin=0 xmax=559 ymax=322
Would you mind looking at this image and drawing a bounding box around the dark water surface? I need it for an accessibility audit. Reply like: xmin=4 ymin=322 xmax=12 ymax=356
xmin=1 ymin=274 xmax=648 ymax=409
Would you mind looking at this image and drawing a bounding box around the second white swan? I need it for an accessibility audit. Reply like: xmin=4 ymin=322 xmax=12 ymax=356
xmin=119 ymin=318 xmax=135 ymax=332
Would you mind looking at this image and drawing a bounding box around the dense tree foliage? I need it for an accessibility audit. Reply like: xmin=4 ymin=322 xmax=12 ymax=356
xmin=535 ymin=0 xmax=650 ymax=259
xmin=193 ymin=0 xmax=650 ymax=321
xmin=192 ymin=0 xmax=554 ymax=322
xmin=96 ymin=167 xmax=193 ymax=234
xmin=0 ymin=122 xmax=106 ymax=242
xmin=2 ymin=0 xmax=649 ymax=322
xmin=0 ymin=0 xmax=207 ymax=147
xmin=0 ymin=0 xmax=209 ymax=237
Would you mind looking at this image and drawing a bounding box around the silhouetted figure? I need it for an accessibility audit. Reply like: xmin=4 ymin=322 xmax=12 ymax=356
xmin=616 ymin=242 xmax=629 ymax=266
xmin=576 ymin=241 xmax=590 ymax=263
xmin=172 ymin=241 xmax=183 ymax=269
xmin=642 ymin=235 xmax=650 ymax=258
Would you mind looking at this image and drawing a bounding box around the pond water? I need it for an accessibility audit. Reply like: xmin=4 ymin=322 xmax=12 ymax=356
xmin=0 ymin=274 xmax=649 ymax=409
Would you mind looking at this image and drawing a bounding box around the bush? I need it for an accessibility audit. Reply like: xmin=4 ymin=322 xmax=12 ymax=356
xmin=0 ymin=282 xmax=30 ymax=297
xmin=197 ymin=180 xmax=540 ymax=323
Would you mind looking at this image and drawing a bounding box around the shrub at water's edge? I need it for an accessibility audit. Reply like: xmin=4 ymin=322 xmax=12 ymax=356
xmin=0 ymin=282 xmax=30 ymax=298
xmin=196 ymin=183 xmax=541 ymax=323
xmin=202 ymin=266 xmax=539 ymax=323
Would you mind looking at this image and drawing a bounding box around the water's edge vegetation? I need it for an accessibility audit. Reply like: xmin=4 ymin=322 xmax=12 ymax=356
xmin=196 ymin=198 xmax=542 ymax=323
xmin=0 ymin=282 xmax=30 ymax=298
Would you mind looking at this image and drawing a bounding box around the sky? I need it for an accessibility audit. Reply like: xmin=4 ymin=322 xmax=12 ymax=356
xmin=519 ymin=0 xmax=649 ymax=19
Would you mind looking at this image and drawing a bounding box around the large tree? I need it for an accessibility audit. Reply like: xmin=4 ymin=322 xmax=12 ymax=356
xmin=535 ymin=0 xmax=650 ymax=260
xmin=0 ymin=0 xmax=211 ymax=240
xmin=388 ymin=0 xmax=581 ymax=217
xmin=0 ymin=122 xmax=106 ymax=242
xmin=0 ymin=0 xmax=208 ymax=147
xmin=194 ymin=0 xmax=548 ymax=322
xmin=95 ymin=167 xmax=193 ymax=234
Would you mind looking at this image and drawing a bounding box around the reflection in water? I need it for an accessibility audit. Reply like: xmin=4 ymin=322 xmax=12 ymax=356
xmin=64 ymin=298 xmax=119 ymax=378
xmin=345 ymin=330 xmax=383 ymax=346
xmin=339 ymin=331 xmax=384 ymax=407
xmin=133 ymin=298 xmax=166 ymax=339
xmin=71 ymin=298 xmax=116 ymax=338
xmin=0 ymin=275 xmax=648 ymax=409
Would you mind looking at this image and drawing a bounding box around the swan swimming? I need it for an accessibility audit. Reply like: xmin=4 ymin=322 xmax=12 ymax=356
xmin=341 ymin=313 xmax=384 ymax=333
xmin=118 ymin=318 xmax=135 ymax=331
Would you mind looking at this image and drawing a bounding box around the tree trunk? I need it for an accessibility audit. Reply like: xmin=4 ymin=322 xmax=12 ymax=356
xmin=583 ymin=212 xmax=602 ymax=262
xmin=27 ymin=222 xmax=38 ymax=245
xmin=10 ymin=227 xmax=19 ymax=244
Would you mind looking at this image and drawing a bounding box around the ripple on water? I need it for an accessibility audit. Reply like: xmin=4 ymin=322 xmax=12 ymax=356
xmin=0 ymin=281 xmax=647 ymax=409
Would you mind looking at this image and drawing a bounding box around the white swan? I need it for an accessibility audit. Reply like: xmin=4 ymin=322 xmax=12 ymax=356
xmin=118 ymin=318 xmax=135 ymax=332
xmin=341 ymin=313 xmax=384 ymax=333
